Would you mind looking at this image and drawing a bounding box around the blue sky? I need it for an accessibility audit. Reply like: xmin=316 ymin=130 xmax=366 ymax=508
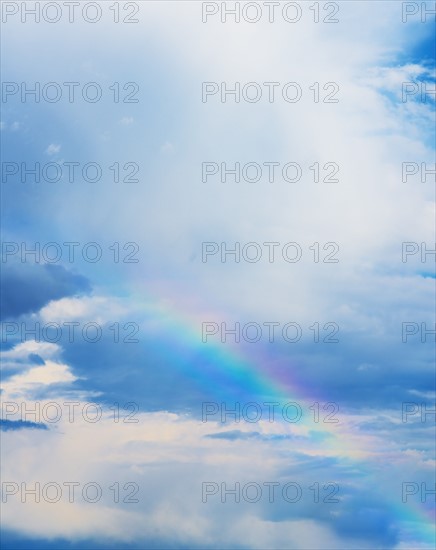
xmin=1 ymin=1 xmax=435 ymax=549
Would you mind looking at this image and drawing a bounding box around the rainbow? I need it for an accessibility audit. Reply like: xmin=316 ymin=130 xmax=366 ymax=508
xmin=129 ymin=284 xmax=435 ymax=547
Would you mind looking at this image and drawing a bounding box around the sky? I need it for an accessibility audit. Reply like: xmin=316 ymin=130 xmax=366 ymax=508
xmin=0 ymin=1 xmax=435 ymax=549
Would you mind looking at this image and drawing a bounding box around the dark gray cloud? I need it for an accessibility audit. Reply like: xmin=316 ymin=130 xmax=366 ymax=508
xmin=1 ymin=263 xmax=91 ymax=320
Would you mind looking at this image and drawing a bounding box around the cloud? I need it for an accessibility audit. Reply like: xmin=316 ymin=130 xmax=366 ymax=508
xmin=0 ymin=331 xmax=434 ymax=549
xmin=45 ymin=143 xmax=61 ymax=155
xmin=160 ymin=141 xmax=174 ymax=153
xmin=0 ymin=121 xmax=22 ymax=131
xmin=0 ymin=263 xmax=91 ymax=321
xmin=1 ymin=2 xmax=434 ymax=548
xmin=205 ymin=429 xmax=265 ymax=440
xmin=204 ymin=430 xmax=303 ymax=442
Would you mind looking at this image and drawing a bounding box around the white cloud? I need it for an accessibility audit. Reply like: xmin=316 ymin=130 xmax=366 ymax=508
xmin=160 ymin=141 xmax=174 ymax=153
xmin=38 ymin=295 xmax=130 ymax=325
xmin=45 ymin=143 xmax=61 ymax=155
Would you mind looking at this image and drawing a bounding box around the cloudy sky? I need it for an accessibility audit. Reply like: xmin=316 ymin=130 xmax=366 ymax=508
xmin=1 ymin=1 xmax=435 ymax=548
